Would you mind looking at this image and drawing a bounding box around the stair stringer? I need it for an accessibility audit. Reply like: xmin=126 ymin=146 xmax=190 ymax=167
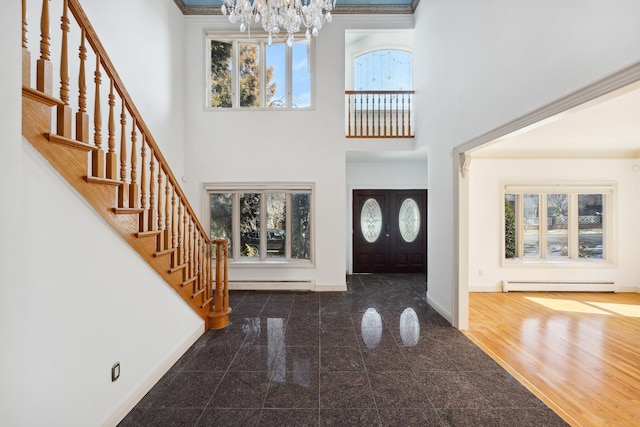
xmin=22 ymin=91 xmax=210 ymax=321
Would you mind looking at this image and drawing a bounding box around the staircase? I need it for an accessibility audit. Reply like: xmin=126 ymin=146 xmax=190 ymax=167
xmin=21 ymin=0 xmax=231 ymax=328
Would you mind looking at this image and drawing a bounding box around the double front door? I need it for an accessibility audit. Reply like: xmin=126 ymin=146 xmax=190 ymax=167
xmin=353 ymin=189 xmax=427 ymax=274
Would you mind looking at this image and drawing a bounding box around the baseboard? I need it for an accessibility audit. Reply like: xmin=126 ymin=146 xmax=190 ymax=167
xmin=102 ymin=323 xmax=204 ymax=427
xmin=426 ymin=292 xmax=452 ymax=324
xmin=315 ymin=283 xmax=348 ymax=292
xmin=502 ymin=280 xmax=615 ymax=292
xmin=469 ymin=284 xmax=503 ymax=292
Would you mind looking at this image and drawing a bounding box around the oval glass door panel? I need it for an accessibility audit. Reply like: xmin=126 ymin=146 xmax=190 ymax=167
xmin=361 ymin=198 xmax=383 ymax=243
xmin=399 ymin=198 xmax=420 ymax=243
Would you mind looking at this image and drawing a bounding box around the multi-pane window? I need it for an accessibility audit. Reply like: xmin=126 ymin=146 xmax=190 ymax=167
xmin=206 ymin=184 xmax=313 ymax=263
xmin=505 ymin=186 xmax=610 ymax=261
xmin=208 ymin=36 xmax=312 ymax=109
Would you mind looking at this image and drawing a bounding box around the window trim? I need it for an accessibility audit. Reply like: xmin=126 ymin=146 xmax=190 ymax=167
xmin=205 ymin=33 xmax=315 ymax=111
xmin=203 ymin=182 xmax=315 ymax=267
xmin=502 ymin=183 xmax=615 ymax=266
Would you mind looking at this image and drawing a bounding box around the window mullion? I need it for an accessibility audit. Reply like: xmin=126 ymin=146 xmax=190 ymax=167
xmin=286 ymin=45 xmax=292 ymax=108
xmin=285 ymin=192 xmax=292 ymax=259
xmin=516 ymin=195 xmax=523 ymax=258
xmin=232 ymin=193 xmax=240 ymax=259
xmin=260 ymin=193 xmax=267 ymax=259
xmin=233 ymin=41 xmax=240 ymax=108
xmin=260 ymin=41 xmax=266 ymax=108
xmin=540 ymin=195 xmax=547 ymax=259
xmin=569 ymin=194 xmax=579 ymax=260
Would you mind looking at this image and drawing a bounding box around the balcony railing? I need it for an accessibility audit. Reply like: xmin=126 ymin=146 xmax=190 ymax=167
xmin=345 ymin=90 xmax=414 ymax=138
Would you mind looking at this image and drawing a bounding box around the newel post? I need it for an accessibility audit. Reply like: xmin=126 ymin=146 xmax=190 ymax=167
xmin=207 ymin=239 xmax=231 ymax=329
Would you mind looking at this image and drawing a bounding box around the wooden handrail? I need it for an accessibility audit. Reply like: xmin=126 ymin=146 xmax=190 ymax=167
xmin=345 ymin=90 xmax=415 ymax=95
xmin=67 ymin=0 xmax=209 ymax=242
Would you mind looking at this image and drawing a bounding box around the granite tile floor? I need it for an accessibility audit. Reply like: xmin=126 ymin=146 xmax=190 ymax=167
xmin=119 ymin=274 xmax=567 ymax=426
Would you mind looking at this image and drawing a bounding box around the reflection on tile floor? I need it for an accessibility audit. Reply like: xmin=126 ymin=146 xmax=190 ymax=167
xmin=118 ymin=274 xmax=567 ymax=426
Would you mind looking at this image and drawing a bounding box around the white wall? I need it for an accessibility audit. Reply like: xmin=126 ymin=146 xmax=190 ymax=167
xmin=0 ymin=1 xmax=24 ymax=424
xmin=5 ymin=1 xmax=201 ymax=425
xmin=468 ymin=157 xmax=639 ymax=291
xmin=414 ymin=0 xmax=640 ymax=324
xmin=182 ymin=15 xmax=412 ymax=288
xmin=20 ymin=141 xmax=202 ymax=426
xmin=346 ymin=160 xmax=428 ymax=273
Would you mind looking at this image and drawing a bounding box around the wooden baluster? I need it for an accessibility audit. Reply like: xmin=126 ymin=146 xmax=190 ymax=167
xmin=408 ymin=94 xmax=412 ymax=136
xmin=118 ymin=100 xmax=129 ymax=208
xmin=157 ymin=166 xmax=164 ymax=250
xmin=57 ymin=0 xmax=71 ymax=137
xmin=223 ymin=240 xmax=229 ymax=311
xmin=395 ymin=94 xmax=399 ymax=136
xmin=177 ymin=202 xmax=184 ymax=266
xmin=139 ymin=134 xmax=148 ymax=231
xmin=377 ymin=93 xmax=381 ymax=137
xmin=37 ymin=0 xmax=52 ymax=94
xmin=92 ymin=54 xmax=104 ymax=178
xmin=366 ymin=93 xmax=370 ymax=136
xmin=76 ymin=29 xmax=89 ymax=143
xmin=188 ymin=220 xmax=194 ymax=279
xmin=215 ymin=241 xmax=223 ymax=311
xmin=402 ymin=94 xmax=405 ymax=137
xmin=171 ymin=188 xmax=178 ymax=257
xmin=106 ymin=80 xmax=117 ymax=179
xmin=183 ymin=207 xmax=189 ymax=270
xmin=129 ymin=117 xmax=139 ymax=208
xmin=347 ymin=94 xmax=351 ymax=137
xmin=194 ymin=233 xmax=201 ymax=294
xmin=163 ymin=175 xmax=171 ymax=251
xmin=383 ymin=95 xmax=387 ymax=136
xmin=204 ymin=238 xmax=210 ymax=302
xmin=359 ymin=94 xmax=363 ymax=136
xmin=147 ymin=148 xmax=157 ymax=231
xmin=205 ymin=243 xmax=213 ymax=299
xmin=22 ymin=0 xmax=31 ymax=86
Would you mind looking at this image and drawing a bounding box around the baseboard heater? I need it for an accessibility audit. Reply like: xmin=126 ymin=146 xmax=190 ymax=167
xmin=501 ymin=280 xmax=615 ymax=292
xmin=228 ymin=280 xmax=314 ymax=291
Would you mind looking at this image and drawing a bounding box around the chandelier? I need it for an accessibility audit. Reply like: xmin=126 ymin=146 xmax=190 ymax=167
xmin=221 ymin=0 xmax=336 ymax=46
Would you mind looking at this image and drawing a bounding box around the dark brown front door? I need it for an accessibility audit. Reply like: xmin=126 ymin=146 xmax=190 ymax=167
xmin=353 ymin=189 xmax=427 ymax=273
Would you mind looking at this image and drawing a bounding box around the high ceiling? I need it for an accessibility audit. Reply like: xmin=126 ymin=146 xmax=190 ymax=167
xmin=174 ymin=0 xmax=420 ymax=15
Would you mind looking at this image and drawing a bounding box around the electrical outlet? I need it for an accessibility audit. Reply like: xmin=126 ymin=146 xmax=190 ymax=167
xmin=111 ymin=362 xmax=120 ymax=382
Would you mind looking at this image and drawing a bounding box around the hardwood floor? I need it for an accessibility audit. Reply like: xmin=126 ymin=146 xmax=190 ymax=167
xmin=464 ymin=292 xmax=640 ymax=427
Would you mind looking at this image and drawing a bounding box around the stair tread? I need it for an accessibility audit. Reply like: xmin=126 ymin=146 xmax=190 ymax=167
xmin=154 ymin=248 xmax=175 ymax=257
xmin=113 ymin=207 xmax=144 ymax=214
xmin=47 ymin=133 xmax=97 ymax=152
xmin=84 ymin=176 xmax=122 ymax=186
xmin=192 ymin=288 xmax=206 ymax=299
xmin=169 ymin=263 xmax=188 ymax=274
xmin=182 ymin=276 xmax=197 ymax=287
xmin=136 ymin=230 xmax=161 ymax=238
xmin=22 ymin=86 xmax=63 ymax=106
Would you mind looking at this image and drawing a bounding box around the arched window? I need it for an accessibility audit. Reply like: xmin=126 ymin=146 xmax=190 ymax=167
xmin=354 ymin=49 xmax=412 ymax=91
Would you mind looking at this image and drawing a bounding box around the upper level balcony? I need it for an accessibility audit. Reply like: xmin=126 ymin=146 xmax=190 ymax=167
xmin=345 ymin=90 xmax=414 ymax=138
